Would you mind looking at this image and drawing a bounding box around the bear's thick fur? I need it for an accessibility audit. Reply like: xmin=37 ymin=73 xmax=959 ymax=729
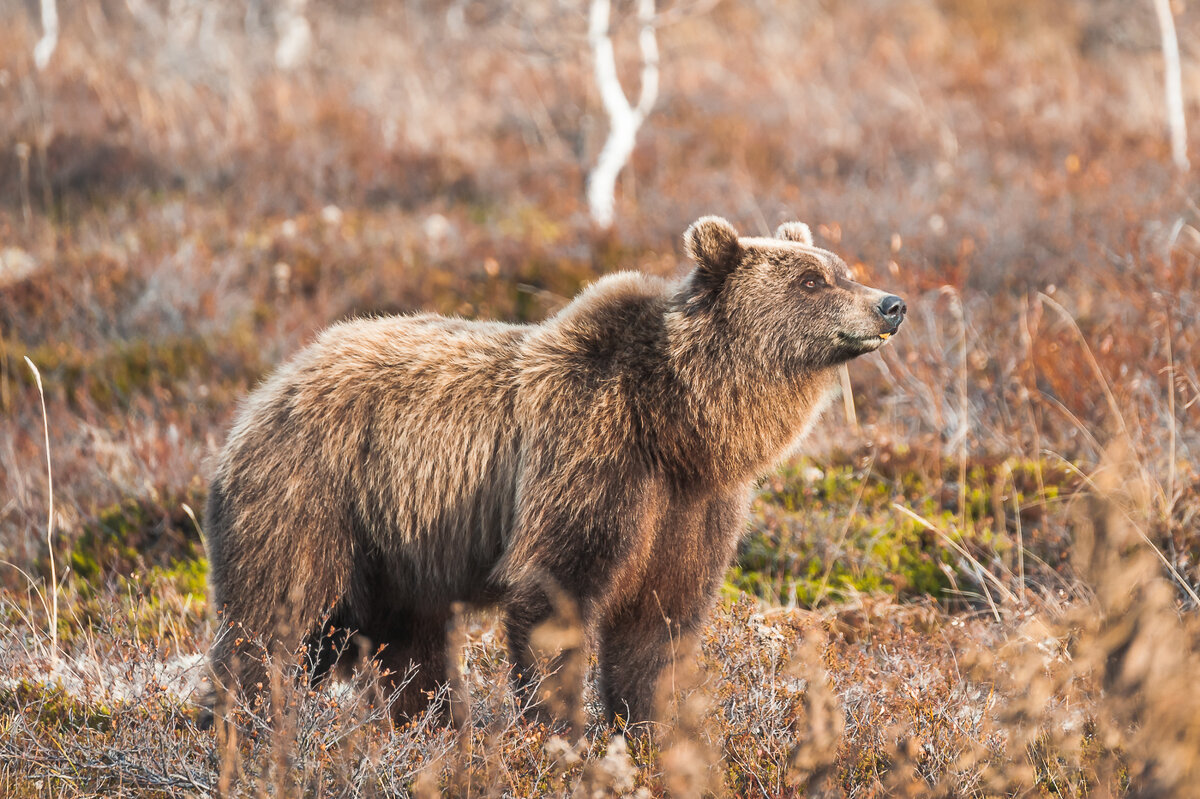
xmin=204 ymin=216 xmax=905 ymax=725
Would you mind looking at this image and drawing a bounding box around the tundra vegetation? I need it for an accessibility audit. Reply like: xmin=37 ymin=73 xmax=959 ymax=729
xmin=1 ymin=1 xmax=1199 ymax=796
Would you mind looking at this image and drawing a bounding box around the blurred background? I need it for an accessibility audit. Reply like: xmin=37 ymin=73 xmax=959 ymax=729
xmin=1 ymin=0 xmax=1198 ymax=619
xmin=3 ymin=2 xmax=1200 ymax=794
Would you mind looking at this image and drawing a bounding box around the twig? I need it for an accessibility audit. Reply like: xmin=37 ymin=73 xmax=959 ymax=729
xmin=1044 ymin=454 xmax=1200 ymax=607
xmin=1163 ymin=313 xmax=1177 ymax=518
xmin=25 ymin=356 xmax=58 ymax=666
xmin=1011 ymin=467 xmax=1025 ymax=604
xmin=1036 ymin=296 xmax=1127 ymax=439
xmin=892 ymin=503 xmax=1018 ymax=614
xmin=181 ymin=502 xmax=205 ymax=544
xmin=813 ymin=453 xmax=876 ymax=608
xmin=839 ymin=365 xmax=858 ymax=431
xmin=940 ymin=287 xmax=970 ymax=531
xmin=1036 ymin=294 xmax=1177 ymax=517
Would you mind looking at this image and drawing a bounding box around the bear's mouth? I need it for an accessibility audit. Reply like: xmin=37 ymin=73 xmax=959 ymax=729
xmin=837 ymin=331 xmax=895 ymax=350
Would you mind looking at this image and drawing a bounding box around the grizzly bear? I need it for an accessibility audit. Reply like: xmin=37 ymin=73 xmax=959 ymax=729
xmin=203 ymin=216 xmax=905 ymax=726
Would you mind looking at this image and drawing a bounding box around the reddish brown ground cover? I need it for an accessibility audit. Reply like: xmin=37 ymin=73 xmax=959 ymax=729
xmin=1 ymin=1 xmax=1198 ymax=795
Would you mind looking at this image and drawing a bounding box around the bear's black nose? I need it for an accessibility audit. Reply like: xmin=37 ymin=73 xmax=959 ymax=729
xmin=877 ymin=295 xmax=907 ymax=327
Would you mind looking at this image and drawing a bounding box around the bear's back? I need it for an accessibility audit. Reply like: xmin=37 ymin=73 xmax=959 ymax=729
xmin=510 ymin=271 xmax=678 ymax=479
xmin=213 ymin=314 xmax=532 ymax=598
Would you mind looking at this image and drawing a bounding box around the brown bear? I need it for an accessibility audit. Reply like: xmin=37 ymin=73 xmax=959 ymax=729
xmin=203 ymin=216 xmax=905 ymax=726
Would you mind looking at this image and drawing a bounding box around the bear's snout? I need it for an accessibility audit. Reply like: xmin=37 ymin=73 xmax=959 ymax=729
xmin=876 ymin=294 xmax=907 ymax=331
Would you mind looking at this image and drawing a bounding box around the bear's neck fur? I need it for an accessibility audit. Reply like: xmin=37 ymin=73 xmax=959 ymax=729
xmin=660 ymin=302 xmax=838 ymax=487
xmin=538 ymin=269 xmax=839 ymax=489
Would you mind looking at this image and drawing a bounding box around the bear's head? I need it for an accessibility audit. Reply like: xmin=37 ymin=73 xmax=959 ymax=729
xmin=677 ymin=216 xmax=905 ymax=372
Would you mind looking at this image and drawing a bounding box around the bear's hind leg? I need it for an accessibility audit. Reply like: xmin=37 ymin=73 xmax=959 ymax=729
xmin=302 ymin=612 xmax=356 ymax=687
xmin=504 ymin=587 xmax=551 ymax=714
xmin=504 ymin=582 xmax=592 ymax=729
xmin=206 ymin=548 xmax=351 ymax=728
xmin=370 ymin=609 xmax=452 ymax=725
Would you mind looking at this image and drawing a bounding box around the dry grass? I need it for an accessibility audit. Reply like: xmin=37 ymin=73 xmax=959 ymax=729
xmin=3 ymin=497 xmax=1198 ymax=797
xmin=1 ymin=0 xmax=1199 ymax=795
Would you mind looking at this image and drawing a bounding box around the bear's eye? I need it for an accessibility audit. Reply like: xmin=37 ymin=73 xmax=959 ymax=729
xmin=800 ymin=273 xmax=826 ymax=291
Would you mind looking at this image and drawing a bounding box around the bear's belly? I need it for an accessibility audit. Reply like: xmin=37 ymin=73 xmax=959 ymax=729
xmin=350 ymin=403 xmax=520 ymax=603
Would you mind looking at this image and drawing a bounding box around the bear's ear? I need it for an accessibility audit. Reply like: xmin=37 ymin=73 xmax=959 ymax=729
xmin=775 ymin=222 xmax=814 ymax=246
xmin=683 ymin=216 xmax=741 ymax=279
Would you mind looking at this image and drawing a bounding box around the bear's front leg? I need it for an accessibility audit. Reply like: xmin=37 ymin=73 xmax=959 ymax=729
xmin=596 ymin=598 xmax=704 ymax=731
xmin=498 ymin=463 xmax=664 ymax=730
xmin=596 ymin=487 xmax=749 ymax=730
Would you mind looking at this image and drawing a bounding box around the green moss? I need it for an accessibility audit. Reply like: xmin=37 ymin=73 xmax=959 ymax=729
xmin=68 ymin=485 xmax=206 ymax=585
xmin=53 ymin=487 xmax=211 ymax=645
xmin=732 ymin=449 xmax=1082 ymax=607
xmin=0 ymin=680 xmax=113 ymax=733
xmin=8 ymin=323 xmax=264 ymax=413
xmin=153 ymin=557 xmax=208 ymax=599
xmin=63 ymin=557 xmax=210 ymax=646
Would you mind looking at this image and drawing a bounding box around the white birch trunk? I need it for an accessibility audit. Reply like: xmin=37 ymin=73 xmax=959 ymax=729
xmin=275 ymin=0 xmax=312 ymax=71
xmin=587 ymin=0 xmax=659 ymax=229
xmin=34 ymin=0 xmax=59 ymax=71
xmin=1153 ymin=0 xmax=1189 ymax=172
